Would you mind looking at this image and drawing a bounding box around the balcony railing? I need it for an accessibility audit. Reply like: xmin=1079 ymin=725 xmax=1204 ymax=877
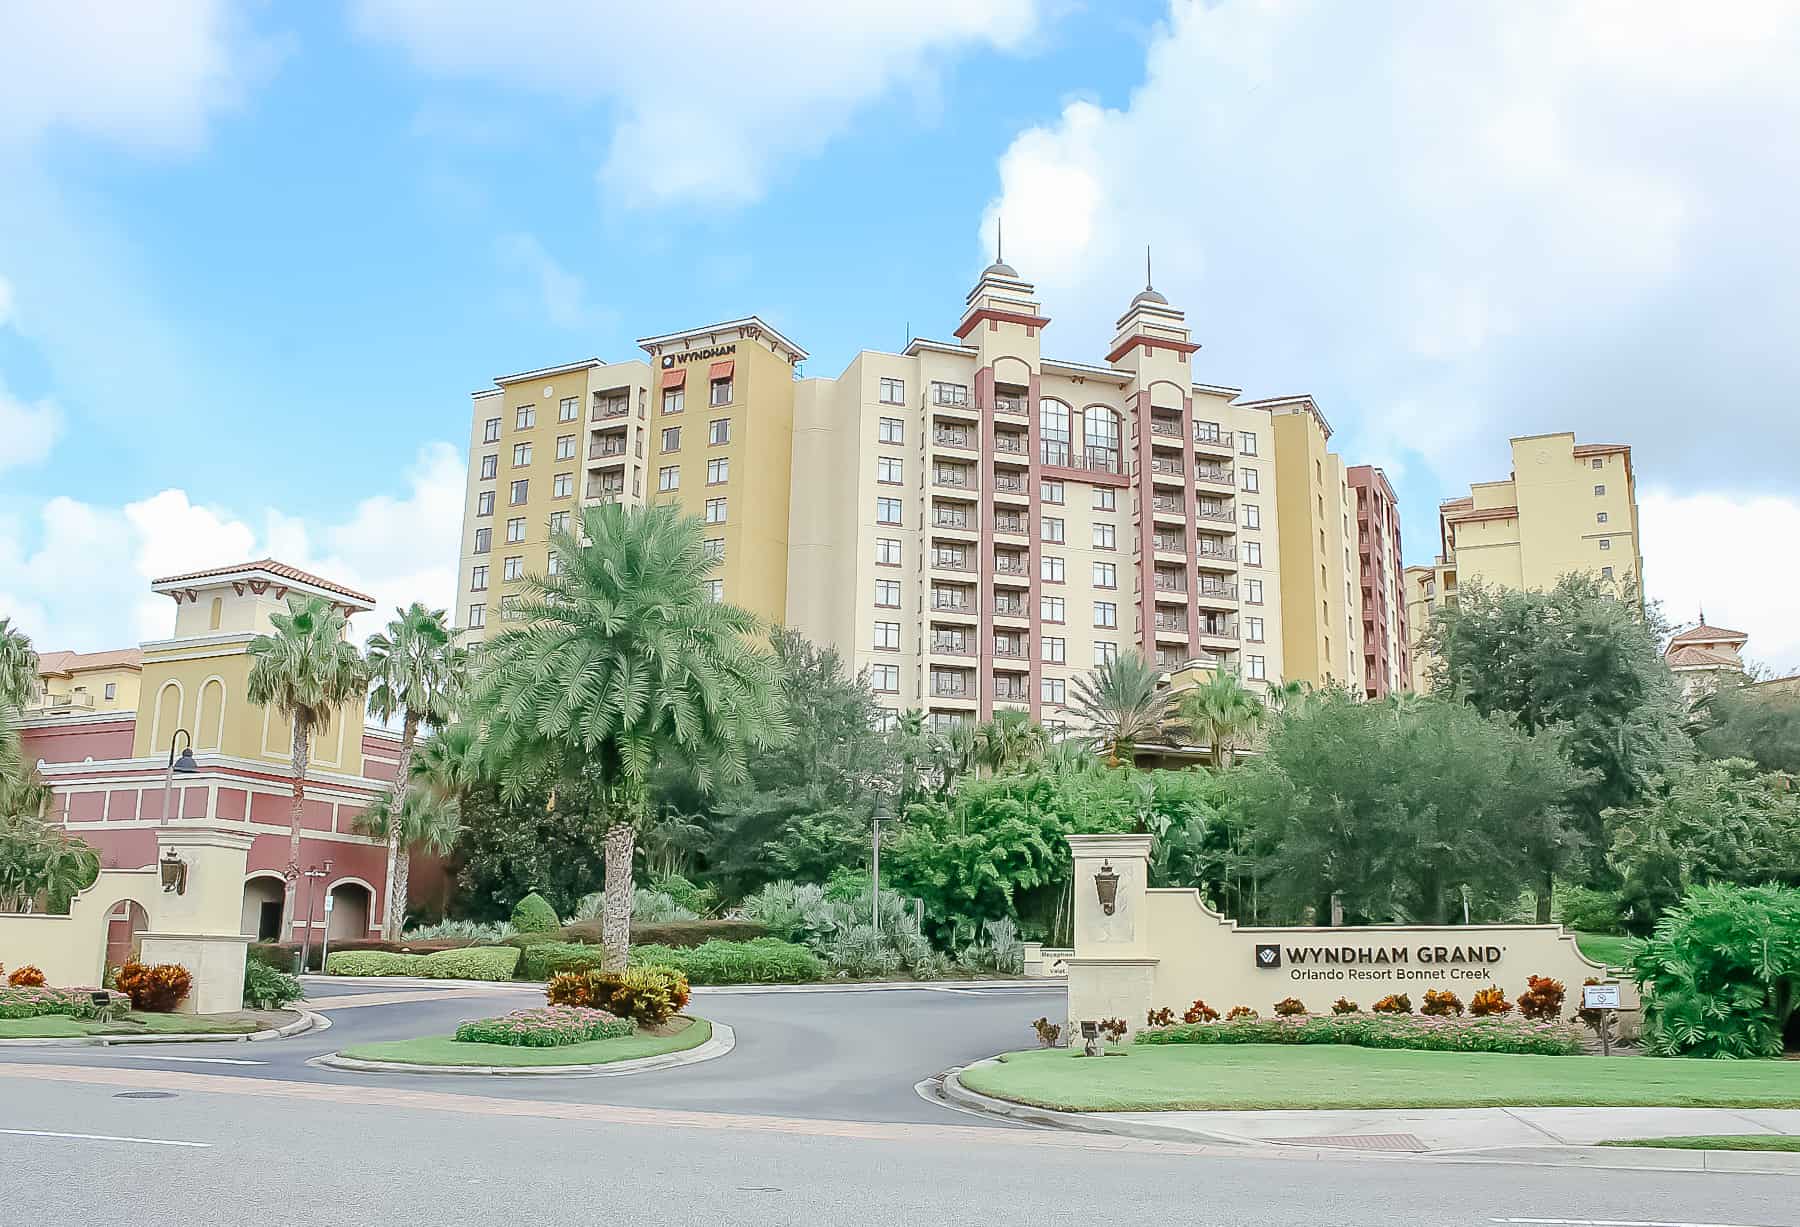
xmin=1197 ymin=543 xmax=1238 ymax=563
xmin=931 ymin=592 xmax=973 ymax=612
xmin=934 ymin=428 xmax=974 ymax=449
xmin=994 ymin=393 xmax=1027 ymax=415
xmin=931 ymin=636 xmax=972 ymax=655
xmin=590 ymin=441 xmax=627 ymax=459
xmin=993 ymin=639 xmax=1028 ymax=659
xmin=1194 ymin=465 xmax=1235 ymax=485
xmin=594 ymin=399 xmax=629 ymax=421
xmin=1150 ymin=417 xmax=1183 ymax=438
xmin=991 ymin=683 xmax=1029 ymax=701
xmin=1197 ymin=618 xmax=1238 ymax=638
xmin=1197 ymin=580 xmax=1239 ymax=600
xmin=1078 ymin=453 xmax=1122 ymax=475
xmin=930 ymin=680 xmax=971 ymax=698
xmin=1154 ymin=612 xmax=1189 ymax=633
xmin=1195 ymin=506 xmax=1235 ymax=524
xmin=933 ymin=509 xmax=971 ymax=530
xmin=1152 ymin=536 xmax=1187 ymax=554
xmin=993 ymin=473 xmax=1025 ymax=493
xmin=1194 ymin=426 xmax=1232 ymax=447
xmin=934 ymin=469 xmax=975 ymax=489
xmin=994 ymin=556 xmax=1028 ymax=576
xmin=932 ymin=386 xmax=972 ymax=408
xmin=994 ymin=599 xmax=1027 ymax=617
xmin=931 ymin=554 xmax=973 ymax=572
xmin=1151 ymin=493 xmax=1185 ymax=513
xmin=1153 ymin=573 xmax=1187 ymax=592
xmin=995 ymin=515 xmax=1026 ymax=534
xmin=994 ymin=434 xmax=1025 ymax=455
xmin=1148 ymin=457 xmax=1184 ymax=477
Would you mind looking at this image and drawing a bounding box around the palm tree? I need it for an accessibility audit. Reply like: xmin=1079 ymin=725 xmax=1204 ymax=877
xmin=365 ymin=604 xmax=468 ymax=938
xmin=467 ymin=503 xmax=785 ymax=970
xmin=0 ymin=617 xmax=38 ymax=710
xmin=1171 ymin=668 xmax=1268 ymax=769
xmin=1068 ymin=650 xmax=1173 ymax=767
xmin=974 ymin=709 xmax=1049 ymax=776
xmin=0 ymin=813 xmax=98 ymax=912
xmin=353 ymin=780 xmax=460 ymax=933
xmin=1265 ymin=678 xmax=1310 ymax=714
xmin=932 ymin=721 xmax=979 ymax=797
xmin=247 ymin=596 xmax=369 ymax=928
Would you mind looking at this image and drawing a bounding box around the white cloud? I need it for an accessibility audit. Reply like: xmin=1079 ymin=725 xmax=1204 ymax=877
xmin=0 ymin=276 xmax=13 ymax=327
xmin=351 ymin=0 xmax=1047 ymax=207
xmin=495 ymin=233 xmax=608 ymax=331
xmin=0 ymin=378 xmax=61 ymax=471
xmin=0 ymin=444 xmax=464 ymax=654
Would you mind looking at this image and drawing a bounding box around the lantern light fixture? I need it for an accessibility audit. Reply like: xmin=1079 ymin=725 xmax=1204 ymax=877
xmin=1094 ymin=859 xmax=1120 ymax=916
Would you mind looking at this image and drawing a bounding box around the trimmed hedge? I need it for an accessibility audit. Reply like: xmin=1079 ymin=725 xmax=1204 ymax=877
xmin=510 ymin=892 xmax=560 ymax=934
xmin=249 ymin=937 xmax=472 ymax=973
xmin=628 ymin=938 xmax=823 ymax=985
xmin=559 ymin=918 xmax=770 ymax=948
xmin=518 ymin=940 xmax=609 ymax=981
xmin=454 ymin=1006 xmax=635 ymax=1047
xmin=1136 ymin=1013 xmax=1583 ymax=1056
xmin=324 ymin=945 xmax=520 ymax=981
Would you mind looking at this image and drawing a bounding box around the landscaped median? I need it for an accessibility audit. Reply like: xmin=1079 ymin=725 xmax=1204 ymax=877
xmin=336 ymin=1015 xmax=713 ymax=1069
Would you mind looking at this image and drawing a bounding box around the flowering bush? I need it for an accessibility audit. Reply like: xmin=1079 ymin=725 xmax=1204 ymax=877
xmin=1032 ymin=1016 xmax=1062 ymax=1048
xmin=7 ymin=965 xmax=47 ymax=988
xmin=1145 ymin=1007 xmax=1175 ymax=1028
xmin=1331 ymin=997 xmax=1360 ymax=1015
xmin=115 ymin=961 xmax=191 ymax=1012
xmin=1225 ymin=1005 xmax=1258 ymax=1020
xmin=1135 ymin=1012 xmax=1583 ymax=1056
xmin=1372 ymin=993 xmax=1412 ymax=1015
xmin=1273 ymin=997 xmax=1306 ymax=1017
xmin=1517 ymin=975 xmax=1566 ymax=1021
xmin=1421 ymin=989 xmax=1463 ymax=1017
xmin=0 ymin=985 xmax=129 ymax=1021
xmin=454 ymin=1006 xmax=635 ymax=1047
xmin=1098 ymin=1017 xmax=1129 ymax=1045
xmin=545 ymin=965 xmax=689 ymax=1025
xmin=1468 ymin=985 xmax=1512 ymax=1017
xmin=1182 ymin=999 xmax=1220 ymax=1024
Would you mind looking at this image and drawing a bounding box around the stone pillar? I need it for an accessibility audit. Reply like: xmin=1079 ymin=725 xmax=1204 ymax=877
xmin=138 ymin=822 xmax=255 ymax=1015
xmin=1065 ymin=833 xmax=1158 ymax=1034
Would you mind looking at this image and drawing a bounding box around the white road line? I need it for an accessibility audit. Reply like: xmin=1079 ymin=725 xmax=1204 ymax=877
xmin=106 ymin=1054 xmax=266 ymax=1066
xmin=1494 ymin=1218 xmax=1787 ymax=1227
xmin=0 ymin=1128 xmax=210 ymax=1149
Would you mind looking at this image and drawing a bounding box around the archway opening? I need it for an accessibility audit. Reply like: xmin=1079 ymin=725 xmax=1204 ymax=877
xmin=241 ymin=876 xmax=286 ymax=942
xmin=326 ymin=882 xmax=371 ymax=943
xmin=103 ymin=900 xmax=149 ymax=976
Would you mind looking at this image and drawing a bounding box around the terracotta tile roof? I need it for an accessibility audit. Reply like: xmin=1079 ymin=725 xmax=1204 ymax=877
xmin=1668 ymin=622 xmax=1748 ymax=647
xmin=1666 ymin=645 xmax=1744 ymax=670
xmin=1444 ymin=505 xmax=1518 ymax=524
xmin=1572 ymin=443 xmax=1630 ymax=457
xmin=151 ymin=559 xmax=375 ymax=606
xmin=35 ymin=648 xmax=144 ymax=677
xmin=1439 ymin=496 xmax=1473 ymax=510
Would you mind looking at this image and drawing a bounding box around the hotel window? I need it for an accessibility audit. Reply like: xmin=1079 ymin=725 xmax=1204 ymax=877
xmin=869 ymin=664 xmax=899 ymax=693
xmin=1246 ymin=578 xmax=1263 ymax=603
xmin=1597 ymin=511 xmax=1609 ymax=523
xmin=931 ymin=381 xmax=969 ymax=407
xmin=515 ymin=405 xmax=535 ymax=429
xmin=879 ymin=377 xmax=906 ymax=405
xmin=1042 ymin=636 xmax=1066 ymax=664
xmin=1245 ymin=541 xmax=1263 ymax=566
xmin=503 ymin=556 xmax=524 ymax=581
xmin=1040 ymin=676 xmax=1066 ymax=706
xmin=702 ymin=537 xmax=724 ymax=560
xmin=1242 ymin=467 xmax=1259 ymax=493
xmin=473 ymin=527 xmax=491 ymax=554
xmin=659 ymin=466 xmax=680 ymax=492
xmin=1239 ymin=430 xmax=1258 ymax=456
xmin=1247 ymin=616 xmax=1265 ymax=642
xmin=1599 ymin=538 xmax=1612 ymax=551
xmin=553 ymin=472 xmax=573 ymax=498
xmin=479 ymin=454 xmax=498 ymax=480
xmin=1094 ymin=601 xmax=1118 ymax=629
xmin=548 ymin=511 xmax=569 ymax=535
xmin=1592 ymin=457 xmax=1604 ymax=469
xmin=878 ymin=417 xmax=904 ymax=445
xmin=663 ymin=388 xmax=685 ymax=414
xmin=1093 ymin=642 xmax=1118 ymax=666
xmin=467 ymin=603 xmax=485 ymax=629
xmin=1601 ymin=566 xmax=1614 ymax=579
xmin=555 ymin=434 xmax=575 ymax=461
xmin=1040 ymin=479 xmax=1065 ymax=505
xmin=710 ymin=374 xmax=733 ymax=406
xmin=1247 ymin=655 xmax=1267 ymax=680
xmin=704 ymin=579 xmax=723 ymax=603
xmin=506 ymin=517 xmax=526 ymax=543
xmin=877 ymin=457 xmax=903 ymax=484
xmin=707 ymin=458 xmax=729 ymax=485
xmin=874 ymin=621 xmax=900 ymax=650
xmin=876 ymin=497 xmax=903 ymax=525
xmin=709 ymin=418 xmax=730 ymax=445
xmin=1093 ymin=561 xmax=1116 ymax=588
xmin=500 ymin=595 xmax=521 ymax=621
xmin=875 ymin=579 xmax=901 ymax=607
xmin=662 ymin=427 xmax=681 ymax=452
xmin=876 ymin=537 xmax=901 ymax=566
xmin=1041 ymin=516 xmax=1065 ymax=544
xmin=1093 ymin=487 xmax=1116 ymax=512
xmin=547 ymin=553 xmax=561 ymax=576
xmin=1083 ymin=406 xmax=1121 ymax=474
xmin=1594 ymin=484 xmax=1606 ymax=496
xmin=509 ymin=479 xmax=528 ymax=505
xmin=1243 ymin=504 xmax=1260 ymax=529
xmin=559 ymin=396 xmax=578 ymax=422
xmin=470 ymin=565 xmax=489 ymax=591
xmin=476 ymin=491 xmax=494 ymax=517
xmin=483 ymin=417 xmax=501 ymax=443
xmin=1092 ymin=523 xmax=1115 ymax=550
xmin=1040 ymin=399 xmax=1071 ymax=467
xmin=1041 ymin=555 xmax=1064 ymax=583
xmin=1041 ymin=595 xmax=1065 ymax=623
xmin=704 ymin=497 xmax=727 ymax=523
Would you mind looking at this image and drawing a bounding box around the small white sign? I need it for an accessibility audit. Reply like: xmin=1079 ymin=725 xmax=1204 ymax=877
xmin=323 ymin=895 xmax=335 ymax=912
xmin=1582 ymin=982 xmax=1620 ymax=1010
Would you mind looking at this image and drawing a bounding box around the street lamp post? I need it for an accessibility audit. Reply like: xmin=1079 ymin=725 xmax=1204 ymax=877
xmin=295 ymin=860 xmax=333 ymax=975
xmin=159 ymin=729 xmax=199 ymax=824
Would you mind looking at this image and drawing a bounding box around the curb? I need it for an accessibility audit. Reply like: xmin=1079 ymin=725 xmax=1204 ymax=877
xmin=0 ymin=1008 xmax=328 ymax=1049
xmin=312 ymin=1018 xmax=733 ymax=1078
xmin=300 ymin=974 xmax=1048 ymax=994
xmin=940 ymin=1061 xmax=1260 ymax=1146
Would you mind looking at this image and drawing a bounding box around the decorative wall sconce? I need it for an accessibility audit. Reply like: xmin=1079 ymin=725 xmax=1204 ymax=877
xmin=159 ymin=848 xmax=188 ymax=895
xmin=1094 ymin=860 xmax=1120 ymax=915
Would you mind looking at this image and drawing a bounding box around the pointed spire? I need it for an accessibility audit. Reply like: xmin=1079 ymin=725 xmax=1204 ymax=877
xmin=1129 ymin=241 xmax=1168 ymax=307
xmin=1145 ymin=244 xmax=1153 ymax=292
xmin=997 ymin=216 xmax=1004 ymax=265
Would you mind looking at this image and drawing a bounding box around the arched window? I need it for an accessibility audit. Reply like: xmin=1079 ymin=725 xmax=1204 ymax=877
xmin=1084 ymin=407 xmax=1121 ymax=474
xmin=1040 ymin=400 xmax=1071 ymax=467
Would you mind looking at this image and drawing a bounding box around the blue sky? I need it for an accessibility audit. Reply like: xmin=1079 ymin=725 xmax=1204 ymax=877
xmin=2 ymin=2 xmax=1798 ymax=669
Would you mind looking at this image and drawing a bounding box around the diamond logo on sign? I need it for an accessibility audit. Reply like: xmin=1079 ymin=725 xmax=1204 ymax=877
xmin=1255 ymin=944 xmax=1281 ymax=969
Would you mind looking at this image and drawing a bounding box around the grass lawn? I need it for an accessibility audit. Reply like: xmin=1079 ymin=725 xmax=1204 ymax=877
xmin=960 ymin=1045 xmax=1800 ymax=1112
xmin=1574 ymin=931 xmax=1637 ymax=968
xmin=0 ymin=1011 xmax=272 ymax=1040
xmin=1599 ymin=1136 xmax=1800 ymax=1152
xmin=338 ymin=1016 xmax=711 ymax=1067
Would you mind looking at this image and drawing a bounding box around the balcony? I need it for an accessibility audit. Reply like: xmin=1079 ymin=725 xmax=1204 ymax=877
xmin=932 ymin=385 xmax=972 ymax=408
xmin=931 ymin=552 xmax=974 ymax=573
xmin=994 ymin=391 xmax=1028 ymax=415
xmin=589 ymin=440 xmax=627 ymax=461
xmin=1152 ymin=534 xmax=1187 ymax=555
xmin=1156 ymin=649 xmax=1187 ymax=669
xmin=1153 ymin=612 xmax=1189 ymax=634
xmin=993 ymin=472 xmax=1026 ymax=494
xmin=1150 ymin=493 xmax=1185 ymax=515
xmin=1147 ymin=457 xmax=1184 ymax=479
xmin=1197 ymin=542 xmax=1238 ymax=564
xmin=934 ymin=467 xmax=976 ymax=491
xmin=1150 ymin=416 xmax=1183 ymax=439
xmin=934 ymin=427 xmax=974 ymax=450
xmin=931 ymin=591 xmax=973 ymax=613
xmin=991 ymin=680 xmax=1030 ymax=702
xmin=993 ymin=598 xmax=1027 ymax=618
xmin=1197 ymin=579 xmax=1239 ymax=601
xmin=931 ymin=634 xmax=973 ymax=656
xmin=994 ymin=433 xmax=1026 ymax=457
xmin=1195 ymin=505 xmax=1235 ymax=525
xmin=1153 ymin=572 xmax=1187 ymax=594
xmin=993 ymin=637 xmax=1029 ymax=660
xmin=1194 ymin=464 xmax=1235 ymax=488
xmin=994 ymin=513 xmax=1027 ymax=536
xmin=1078 ymin=452 xmax=1123 ymax=476
xmin=1196 ymin=617 xmax=1239 ymax=639
xmin=1194 ymin=426 xmax=1234 ymax=454
xmin=993 ymin=554 xmax=1028 ymax=577
xmin=933 ymin=507 xmax=972 ymax=531
xmin=930 ymin=678 xmax=972 ymax=699
xmin=593 ymin=398 xmax=629 ymax=421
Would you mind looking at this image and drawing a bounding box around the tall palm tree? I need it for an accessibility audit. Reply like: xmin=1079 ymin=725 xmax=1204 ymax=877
xmin=932 ymin=721 xmax=979 ymax=797
xmin=468 ymin=503 xmax=786 ymax=970
xmin=1068 ymin=650 xmax=1173 ymax=767
xmin=247 ymin=596 xmax=369 ymax=928
xmin=974 ymin=709 xmax=1049 ymax=776
xmin=0 ymin=617 xmax=39 ymax=710
xmin=365 ymin=604 xmax=468 ymax=938
xmin=1171 ymin=668 xmax=1268 ymax=769
xmin=358 ymin=723 xmax=481 ymax=935
xmin=1265 ymin=678 xmax=1310 ymax=714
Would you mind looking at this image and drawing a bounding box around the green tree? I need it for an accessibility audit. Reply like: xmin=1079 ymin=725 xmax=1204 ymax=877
xmin=357 ymin=723 xmax=479 ymax=933
xmin=1169 ymin=668 xmax=1267 ymax=768
xmin=0 ymin=812 xmax=99 ymax=912
xmin=247 ymin=596 xmax=369 ymax=926
xmin=0 ymin=616 xmax=39 ymax=709
xmin=974 ymin=709 xmax=1049 ymax=776
xmin=931 ymin=722 xmax=979 ymax=797
xmin=446 ymin=772 xmax=608 ymax=922
xmin=468 ymin=503 xmax=785 ymax=969
xmin=1692 ymin=683 xmax=1800 ymax=775
xmin=1068 ymin=650 xmax=1173 ymax=766
xmin=1244 ymin=692 xmax=1588 ymax=925
xmin=365 ymin=603 xmax=468 ymax=938
xmin=1425 ymin=574 xmax=1689 ymax=897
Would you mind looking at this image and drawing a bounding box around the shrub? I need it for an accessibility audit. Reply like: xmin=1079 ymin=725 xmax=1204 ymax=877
xmin=510 ymin=892 xmax=560 ymax=934
xmin=1182 ymin=999 xmax=1219 ymax=1024
xmin=454 ymin=1006 xmax=635 ymax=1047
xmin=115 ymin=961 xmax=192 ymax=1012
xmin=1225 ymin=1005 xmax=1258 ymax=1020
xmin=7 ymin=965 xmax=47 ymax=988
xmin=554 ymin=918 xmax=771 ymax=948
xmin=1631 ymin=883 xmax=1800 ymax=1059
xmin=1517 ymin=975 xmax=1566 ymax=1021
xmin=628 ymin=938 xmax=823 ymax=985
xmin=242 ymin=960 xmax=303 ymax=1010
xmin=545 ymin=965 xmax=690 ymax=1025
xmin=1468 ymin=985 xmax=1512 ymax=1017
xmin=249 ymin=937 xmax=471 ymax=972
xmin=1273 ymin=997 xmax=1306 ymax=1017
xmin=1146 ymin=1007 xmax=1175 ymax=1028
xmin=1331 ymin=997 xmax=1360 ymax=1015
xmin=404 ymin=919 xmax=513 ymax=942
xmin=1372 ymin=993 xmax=1412 ymax=1015
xmin=0 ymin=985 xmax=129 ymax=1021
xmin=1032 ymin=1016 xmax=1062 ymax=1048
xmin=1421 ymin=989 xmax=1464 ymax=1017
xmin=1556 ymin=884 xmax=1626 ymax=935
xmin=1135 ymin=1012 xmax=1583 ymax=1056
xmin=1098 ymin=1017 xmax=1129 ymax=1045
xmin=519 ymin=940 xmax=609 ymax=981
xmin=323 ymin=946 xmax=520 ymax=981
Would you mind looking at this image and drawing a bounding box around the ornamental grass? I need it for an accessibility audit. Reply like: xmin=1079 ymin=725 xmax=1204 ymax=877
xmin=1135 ymin=1011 xmax=1583 ymax=1056
xmin=453 ymin=1006 xmax=636 ymax=1048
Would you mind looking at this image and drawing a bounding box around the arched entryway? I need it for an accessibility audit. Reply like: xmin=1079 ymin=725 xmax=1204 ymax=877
xmin=241 ymin=874 xmax=287 ymax=942
xmin=103 ymin=900 xmax=149 ymax=976
xmin=326 ymin=881 xmax=372 ymax=943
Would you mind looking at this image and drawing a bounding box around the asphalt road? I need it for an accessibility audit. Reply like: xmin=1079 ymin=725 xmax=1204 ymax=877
xmin=3 ymin=981 xmax=1798 ymax=1225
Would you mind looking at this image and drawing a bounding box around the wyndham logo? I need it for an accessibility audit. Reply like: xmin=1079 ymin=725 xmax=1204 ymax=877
xmin=1255 ymin=944 xmax=1281 ymax=969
